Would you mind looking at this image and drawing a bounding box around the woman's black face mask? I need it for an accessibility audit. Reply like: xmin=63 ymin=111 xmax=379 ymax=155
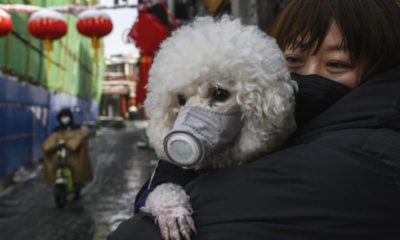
xmin=291 ymin=73 xmax=352 ymax=127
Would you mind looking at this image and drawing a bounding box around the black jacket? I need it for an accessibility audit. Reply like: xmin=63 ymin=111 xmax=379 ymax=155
xmin=109 ymin=66 xmax=400 ymax=240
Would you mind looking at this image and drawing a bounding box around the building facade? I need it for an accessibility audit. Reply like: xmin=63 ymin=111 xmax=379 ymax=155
xmin=99 ymin=52 xmax=139 ymax=120
xmin=0 ymin=0 xmax=104 ymax=179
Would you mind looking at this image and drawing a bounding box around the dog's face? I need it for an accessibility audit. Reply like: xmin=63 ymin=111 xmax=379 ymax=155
xmin=173 ymin=79 xmax=238 ymax=113
xmin=145 ymin=17 xmax=297 ymax=169
xmin=153 ymin=75 xmax=242 ymax=169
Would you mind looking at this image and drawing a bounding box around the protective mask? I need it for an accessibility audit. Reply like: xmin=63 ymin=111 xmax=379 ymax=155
xmin=291 ymin=73 xmax=352 ymax=127
xmin=163 ymin=106 xmax=242 ymax=168
xmin=60 ymin=116 xmax=71 ymax=125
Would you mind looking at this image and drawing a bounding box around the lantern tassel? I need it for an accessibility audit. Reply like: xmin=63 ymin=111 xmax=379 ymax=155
xmin=44 ymin=38 xmax=53 ymax=79
xmin=91 ymin=36 xmax=99 ymax=64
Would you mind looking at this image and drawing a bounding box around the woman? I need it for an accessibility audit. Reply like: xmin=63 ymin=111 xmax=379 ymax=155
xmin=109 ymin=0 xmax=400 ymax=239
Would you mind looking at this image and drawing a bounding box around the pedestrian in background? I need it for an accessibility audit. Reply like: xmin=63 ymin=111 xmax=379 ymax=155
xmin=109 ymin=0 xmax=400 ymax=239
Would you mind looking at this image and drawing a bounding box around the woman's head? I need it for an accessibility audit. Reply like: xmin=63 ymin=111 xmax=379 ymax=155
xmin=271 ymin=0 xmax=400 ymax=86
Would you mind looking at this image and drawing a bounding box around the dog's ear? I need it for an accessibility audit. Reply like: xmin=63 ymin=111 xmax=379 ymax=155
xmin=237 ymin=76 xmax=296 ymax=140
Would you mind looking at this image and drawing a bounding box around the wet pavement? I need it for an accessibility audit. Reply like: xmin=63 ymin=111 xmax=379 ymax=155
xmin=0 ymin=121 xmax=157 ymax=240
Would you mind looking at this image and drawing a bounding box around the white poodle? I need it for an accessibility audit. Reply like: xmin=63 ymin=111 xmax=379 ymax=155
xmin=142 ymin=16 xmax=297 ymax=240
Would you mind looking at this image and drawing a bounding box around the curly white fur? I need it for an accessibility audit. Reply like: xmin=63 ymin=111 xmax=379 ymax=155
xmin=143 ymin=183 xmax=196 ymax=240
xmin=143 ymin=183 xmax=192 ymax=218
xmin=145 ymin=16 xmax=296 ymax=170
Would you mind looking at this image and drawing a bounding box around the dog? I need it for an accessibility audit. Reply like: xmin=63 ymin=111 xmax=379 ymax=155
xmin=141 ymin=16 xmax=297 ymax=240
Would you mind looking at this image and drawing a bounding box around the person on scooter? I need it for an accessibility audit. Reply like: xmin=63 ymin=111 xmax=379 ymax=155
xmin=42 ymin=108 xmax=93 ymax=201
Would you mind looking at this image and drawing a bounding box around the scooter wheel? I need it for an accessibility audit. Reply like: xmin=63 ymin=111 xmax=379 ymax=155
xmin=54 ymin=185 xmax=67 ymax=209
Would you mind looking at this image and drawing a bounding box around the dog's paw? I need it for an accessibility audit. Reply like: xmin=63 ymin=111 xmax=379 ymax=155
xmin=142 ymin=183 xmax=197 ymax=240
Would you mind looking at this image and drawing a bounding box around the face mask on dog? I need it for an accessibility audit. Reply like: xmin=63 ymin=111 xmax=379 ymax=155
xmin=163 ymin=106 xmax=242 ymax=168
xmin=292 ymin=73 xmax=352 ymax=127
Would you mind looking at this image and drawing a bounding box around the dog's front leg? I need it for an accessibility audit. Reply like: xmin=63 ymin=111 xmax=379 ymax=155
xmin=142 ymin=183 xmax=197 ymax=240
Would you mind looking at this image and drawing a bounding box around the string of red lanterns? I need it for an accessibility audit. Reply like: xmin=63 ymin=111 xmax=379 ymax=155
xmin=2 ymin=3 xmax=176 ymax=118
xmin=0 ymin=7 xmax=114 ymax=40
xmin=1 ymin=7 xmax=113 ymax=67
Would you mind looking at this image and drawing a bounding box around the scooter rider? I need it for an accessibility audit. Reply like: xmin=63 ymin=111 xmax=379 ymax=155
xmin=42 ymin=108 xmax=93 ymax=200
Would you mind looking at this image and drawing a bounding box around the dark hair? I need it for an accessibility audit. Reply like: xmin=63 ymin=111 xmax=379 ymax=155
xmin=271 ymin=0 xmax=400 ymax=81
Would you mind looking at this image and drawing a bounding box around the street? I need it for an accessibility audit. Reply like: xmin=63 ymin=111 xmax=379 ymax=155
xmin=0 ymin=122 xmax=157 ymax=240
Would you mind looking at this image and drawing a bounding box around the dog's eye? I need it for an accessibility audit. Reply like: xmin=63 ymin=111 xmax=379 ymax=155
xmin=213 ymin=88 xmax=230 ymax=102
xmin=177 ymin=94 xmax=186 ymax=106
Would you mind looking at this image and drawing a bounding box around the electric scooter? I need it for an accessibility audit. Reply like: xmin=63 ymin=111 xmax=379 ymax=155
xmin=53 ymin=139 xmax=81 ymax=208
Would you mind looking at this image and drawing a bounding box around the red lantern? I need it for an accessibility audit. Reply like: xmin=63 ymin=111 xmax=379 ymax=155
xmin=77 ymin=9 xmax=113 ymax=63
xmin=27 ymin=9 xmax=67 ymax=75
xmin=27 ymin=9 xmax=68 ymax=52
xmin=0 ymin=8 xmax=13 ymax=37
xmin=129 ymin=11 xmax=171 ymax=55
